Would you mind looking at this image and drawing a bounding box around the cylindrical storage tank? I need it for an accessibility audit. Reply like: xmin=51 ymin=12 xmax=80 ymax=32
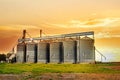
xmin=26 ymin=43 xmax=37 ymax=63
xmin=16 ymin=43 xmax=26 ymax=63
xmin=63 ymin=41 xmax=77 ymax=63
xmin=37 ymin=42 xmax=49 ymax=63
xmin=50 ymin=42 xmax=63 ymax=63
xmin=80 ymin=36 xmax=95 ymax=63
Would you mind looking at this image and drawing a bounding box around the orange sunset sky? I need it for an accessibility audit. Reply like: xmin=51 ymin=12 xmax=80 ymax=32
xmin=0 ymin=0 xmax=120 ymax=62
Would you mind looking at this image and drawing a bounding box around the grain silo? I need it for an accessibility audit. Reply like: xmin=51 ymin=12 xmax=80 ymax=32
xmin=16 ymin=30 xmax=95 ymax=64
xmin=16 ymin=43 xmax=26 ymax=63
xmin=26 ymin=43 xmax=37 ymax=63
xmin=37 ymin=42 xmax=50 ymax=63
xmin=79 ymin=36 xmax=95 ymax=63
xmin=50 ymin=42 xmax=63 ymax=63
xmin=63 ymin=40 xmax=77 ymax=63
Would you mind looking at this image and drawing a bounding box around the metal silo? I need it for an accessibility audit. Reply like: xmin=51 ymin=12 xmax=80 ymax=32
xmin=80 ymin=36 xmax=95 ymax=63
xmin=63 ymin=40 xmax=77 ymax=63
xmin=16 ymin=43 xmax=26 ymax=63
xmin=26 ymin=43 xmax=37 ymax=63
xmin=50 ymin=42 xmax=63 ymax=63
xmin=37 ymin=42 xmax=50 ymax=63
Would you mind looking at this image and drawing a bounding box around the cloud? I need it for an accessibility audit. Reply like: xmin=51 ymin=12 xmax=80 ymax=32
xmin=0 ymin=24 xmax=40 ymax=39
xmin=95 ymin=32 xmax=111 ymax=38
xmin=49 ymin=18 xmax=120 ymax=28
xmin=0 ymin=18 xmax=120 ymax=38
xmin=46 ymin=18 xmax=120 ymax=38
xmin=95 ymin=31 xmax=120 ymax=38
xmin=0 ymin=24 xmax=38 ymax=31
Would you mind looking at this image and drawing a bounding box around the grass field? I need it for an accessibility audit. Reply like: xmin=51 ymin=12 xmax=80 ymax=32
xmin=0 ymin=63 xmax=120 ymax=74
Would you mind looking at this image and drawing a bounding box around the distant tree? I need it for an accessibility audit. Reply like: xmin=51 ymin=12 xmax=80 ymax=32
xmin=0 ymin=54 xmax=6 ymax=61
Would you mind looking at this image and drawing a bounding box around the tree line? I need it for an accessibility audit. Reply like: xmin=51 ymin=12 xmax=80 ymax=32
xmin=0 ymin=53 xmax=16 ymax=63
xmin=0 ymin=54 xmax=6 ymax=62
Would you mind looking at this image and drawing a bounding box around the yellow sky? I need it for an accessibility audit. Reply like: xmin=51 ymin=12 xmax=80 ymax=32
xmin=0 ymin=0 xmax=120 ymax=62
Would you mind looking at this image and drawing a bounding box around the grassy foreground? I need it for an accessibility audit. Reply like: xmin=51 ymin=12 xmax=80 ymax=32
xmin=0 ymin=63 xmax=120 ymax=74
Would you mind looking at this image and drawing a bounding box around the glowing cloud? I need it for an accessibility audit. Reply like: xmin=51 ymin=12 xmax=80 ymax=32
xmin=50 ymin=18 xmax=120 ymax=28
xmin=0 ymin=25 xmax=38 ymax=31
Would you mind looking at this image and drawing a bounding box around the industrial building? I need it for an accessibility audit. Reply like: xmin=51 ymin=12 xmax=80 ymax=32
xmin=16 ymin=30 xmax=95 ymax=64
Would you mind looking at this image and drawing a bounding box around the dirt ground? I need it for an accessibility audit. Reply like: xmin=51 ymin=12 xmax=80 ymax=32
xmin=0 ymin=73 xmax=120 ymax=80
xmin=36 ymin=73 xmax=120 ymax=80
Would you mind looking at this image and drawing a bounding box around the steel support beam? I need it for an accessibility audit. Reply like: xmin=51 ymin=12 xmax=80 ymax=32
xmin=18 ymin=31 xmax=94 ymax=42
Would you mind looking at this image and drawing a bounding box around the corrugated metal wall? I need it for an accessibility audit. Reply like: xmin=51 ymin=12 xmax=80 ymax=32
xmin=26 ymin=43 xmax=37 ymax=63
xmin=63 ymin=41 xmax=77 ymax=63
xmin=37 ymin=42 xmax=49 ymax=63
xmin=79 ymin=37 xmax=95 ymax=63
xmin=16 ymin=43 xmax=26 ymax=63
xmin=50 ymin=42 xmax=63 ymax=63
